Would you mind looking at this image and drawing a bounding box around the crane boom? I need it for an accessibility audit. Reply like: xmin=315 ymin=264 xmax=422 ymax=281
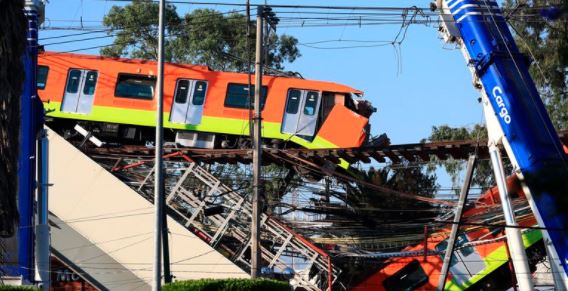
xmin=436 ymin=0 xmax=568 ymax=287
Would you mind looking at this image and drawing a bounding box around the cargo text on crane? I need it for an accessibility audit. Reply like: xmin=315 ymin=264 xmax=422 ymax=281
xmin=492 ymin=86 xmax=511 ymax=124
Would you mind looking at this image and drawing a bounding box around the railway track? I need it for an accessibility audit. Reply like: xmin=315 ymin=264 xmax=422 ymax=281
xmin=84 ymin=130 xmax=568 ymax=165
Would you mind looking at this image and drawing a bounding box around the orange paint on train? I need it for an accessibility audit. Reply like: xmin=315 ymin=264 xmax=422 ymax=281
xmin=317 ymin=106 xmax=368 ymax=148
xmin=38 ymin=52 xmax=363 ymax=124
xmin=353 ymin=175 xmax=539 ymax=291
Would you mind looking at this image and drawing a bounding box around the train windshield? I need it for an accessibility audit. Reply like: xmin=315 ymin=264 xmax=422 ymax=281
xmin=435 ymin=234 xmax=485 ymax=285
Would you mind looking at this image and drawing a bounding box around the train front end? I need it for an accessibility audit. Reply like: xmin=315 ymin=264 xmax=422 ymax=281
xmin=314 ymin=92 xmax=375 ymax=149
xmin=277 ymin=82 xmax=376 ymax=150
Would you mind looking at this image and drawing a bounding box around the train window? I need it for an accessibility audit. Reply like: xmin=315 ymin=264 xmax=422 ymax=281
xmin=174 ymin=80 xmax=190 ymax=103
xmin=224 ymin=83 xmax=268 ymax=109
xmin=285 ymin=89 xmax=301 ymax=114
xmin=83 ymin=71 xmax=98 ymax=95
xmin=456 ymin=234 xmax=474 ymax=257
xmin=66 ymin=70 xmax=82 ymax=94
xmin=383 ymin=260 xmax=428 ymax=291
xmin=115 ymin=73 xmax=156 ymax=100
xmin=303 ymin=91 xmax=319 ymax=116
xmin=435 ymin=240 xmax=459 ymax=268
xmin=192 ymin=81 xmax=207 ymax=105
xmin=37 ymin=65 xmax=49 ymax=90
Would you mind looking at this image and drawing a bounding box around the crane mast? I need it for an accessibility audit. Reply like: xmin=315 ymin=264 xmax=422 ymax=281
xmin=435 ymin=0 xmax=568 ymax=289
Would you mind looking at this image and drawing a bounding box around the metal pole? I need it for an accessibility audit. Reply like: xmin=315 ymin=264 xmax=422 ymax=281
xmin=34 ymin=129 xmax=49 ymax=291
xmin=153 ymin=0 xmax=166 ymax=289
xmin=488 ymin=145 xmax=534 ymax=291
xmin=327 ymin=256 xmax=333 ymax=291
xmin=518 ymin=179 xmax=568 ymax=290
xmin=503 ymin=234 xmax=519 ymax=291
xmin=423 ymin=225 xmax=428 ymax=262
xmin=246 ymin=0 xmax=253 ymax=134
xmin=544 ymin=238 xmax=567 ymax=291
xmin=18 ymin=0 xmax=41 ymax=282
xmin=251 ymin=5 xmax=264 ymax=279
xmin=437 ymin=155 xmax=477 ymax=290
xmin=162 ymin=182 xmax=172 ymax=283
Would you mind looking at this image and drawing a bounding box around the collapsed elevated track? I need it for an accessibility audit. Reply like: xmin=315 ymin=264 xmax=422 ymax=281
xmin=50 ymin=127 xmax=341 ymax=291
xmin=82 ymin=130 xmax=568 ymax=208
xmin=59 ymin=128 xmax=568 ymax=289
xmin=84 ymin=131 xmax=568 ymax=166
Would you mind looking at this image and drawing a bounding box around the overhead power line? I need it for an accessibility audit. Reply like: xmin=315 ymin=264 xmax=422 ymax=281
xmin=39 ymin=29 xmax=108 ymax=41
xmin=42 ymin=33 xmax=117 ymax=46
xmin=98 ymin=0 xmax=555 ymax=12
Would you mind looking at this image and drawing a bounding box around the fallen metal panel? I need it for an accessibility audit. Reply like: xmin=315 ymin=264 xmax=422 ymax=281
xmin=47 ymin=127 xmax=248 ymax=290
xmin=50 ymin=213 xmax=136 ymax=291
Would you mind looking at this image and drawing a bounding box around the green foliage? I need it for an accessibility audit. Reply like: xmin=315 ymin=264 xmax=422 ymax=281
xmin=262 ymin=165 xmax=300 ymax=214
xmin=101 ymin=0 xmax=182 ymax=60
xmin=163 ymin=278 xmax=290 ymax=291
xmin=504 ymin=0 xmax=567 ymax=130
xmin=0 ymin=286 xmax=39 ymax=291
xmin=200 ymin=164 xmax=300 ymax=215
xmin=426 ymin=125 xmax=497 ymax=191
xmin=102 ymin=0 xmax=301 ymax=71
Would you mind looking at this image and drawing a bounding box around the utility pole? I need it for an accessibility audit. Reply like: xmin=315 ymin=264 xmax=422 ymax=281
xmin=35 ymin=129 xmax=50 ymax=291
xmin=246 ymin=1 xmax=253 ymax=140
xmin=251 ymin=4 xmax=264 ymax=279
xmin=153 ymin=0 xmax=166 ymax=290
xmin=162 ymin=182 xmax=172 ymax=283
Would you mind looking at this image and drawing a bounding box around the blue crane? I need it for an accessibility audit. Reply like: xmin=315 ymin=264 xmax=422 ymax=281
xmin=435 ymin=0 xmax=568 ymax=289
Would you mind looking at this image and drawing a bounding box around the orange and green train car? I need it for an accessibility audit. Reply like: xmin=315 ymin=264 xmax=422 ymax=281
xmin=353 ymin=175 xmax=546 ymax=291
xmin=37 ymin=52 xmax=375 ymax=149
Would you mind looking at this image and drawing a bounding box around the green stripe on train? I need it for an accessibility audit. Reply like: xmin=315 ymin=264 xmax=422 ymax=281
xmin=44 ymin=102 xmax=338 ymax=149
xmin=446 ymin=229 xmax=542 ymax=290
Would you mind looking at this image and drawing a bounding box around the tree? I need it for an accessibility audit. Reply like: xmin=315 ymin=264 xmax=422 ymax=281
xmin=101 ymin=0 xmax=182 ymax=61
xmin=262 ymin=165 xmax=300 ymax=215
xmin=0 ymin=0 xmax=26 ymax=238
xmin=504 ymin=0 xmax=567 ymax=130
xmin=340 ymin=165 xmax=439 ymax=228
xmin=102 ymin=0 xmax=301 ymax=72
xmin=425 ymin=125 xmax=498 ymax=191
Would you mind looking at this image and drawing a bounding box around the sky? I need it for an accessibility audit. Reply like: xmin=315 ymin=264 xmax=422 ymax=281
xmin=40 ymin=0 xmax=486 ymax=146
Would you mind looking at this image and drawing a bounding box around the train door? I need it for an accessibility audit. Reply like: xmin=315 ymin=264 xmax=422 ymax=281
xmin=170 ymin=79 xmax=208 ymax=125
xmin=436 ymin=234 xmax=485 ymax=285
xmin=281 ymin=89 xmax=321 ymax=137
xmin=61 ymin=69 xmax=98 ymax=114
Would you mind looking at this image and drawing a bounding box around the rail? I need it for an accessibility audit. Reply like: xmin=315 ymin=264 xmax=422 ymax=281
xmin=84 ymin=131 xmax=568 ymax=166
